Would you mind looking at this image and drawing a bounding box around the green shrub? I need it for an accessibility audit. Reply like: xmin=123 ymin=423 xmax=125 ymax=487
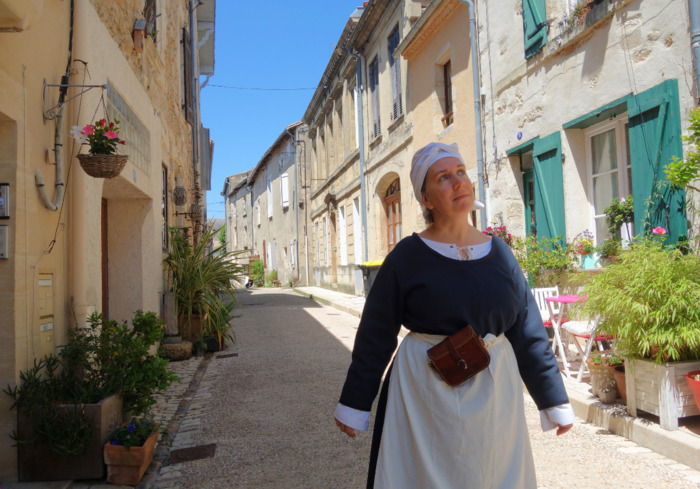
xmin=265 ymin=269 xmax=278 ymax=286
xmin=251 ymin=259 xmax=264 ymax=286
xmin=580 ymin=237 xmax=700 ymax=363
xmin=510 ymin=235 xmax=572 ymax=287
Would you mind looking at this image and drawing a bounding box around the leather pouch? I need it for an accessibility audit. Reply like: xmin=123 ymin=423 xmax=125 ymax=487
xmin=427 ymin=325 xmax=491 ymax=387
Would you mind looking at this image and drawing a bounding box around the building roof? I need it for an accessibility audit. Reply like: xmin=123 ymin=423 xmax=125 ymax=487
xmin=247 ymin=122 xmax=303 ymax=184
xmin=198 ymin=0 xmax=216 ymax=76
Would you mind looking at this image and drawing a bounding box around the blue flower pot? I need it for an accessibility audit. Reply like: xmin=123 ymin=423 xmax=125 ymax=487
xmin=580 ymin=254 xmax=599 ymax=269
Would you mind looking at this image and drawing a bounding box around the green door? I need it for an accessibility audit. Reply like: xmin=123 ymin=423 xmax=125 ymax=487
xmin=532 ymin=132 xmax=566 ymax=243
xmin=627 ymin=79 xmax=687 ymax=243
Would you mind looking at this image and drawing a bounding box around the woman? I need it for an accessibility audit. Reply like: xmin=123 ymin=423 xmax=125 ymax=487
xmin=334 ymin=142 xmax=574 ymax=489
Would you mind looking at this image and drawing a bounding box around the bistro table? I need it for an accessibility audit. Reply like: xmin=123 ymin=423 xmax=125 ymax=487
xmin=545 ymin=294 xmax=587 ymax=379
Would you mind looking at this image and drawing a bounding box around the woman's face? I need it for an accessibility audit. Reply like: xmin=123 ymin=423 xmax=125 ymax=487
xmin=421 ymin=157 xmax=474 ymax=221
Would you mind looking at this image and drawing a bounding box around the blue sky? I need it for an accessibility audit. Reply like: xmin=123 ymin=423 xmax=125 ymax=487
xmin=201 ymin=1 xmax=364 ymax=219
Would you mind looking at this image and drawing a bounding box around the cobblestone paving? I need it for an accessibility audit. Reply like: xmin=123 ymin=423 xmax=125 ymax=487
xmin=55 ymin=288 xmax=700 ymax=489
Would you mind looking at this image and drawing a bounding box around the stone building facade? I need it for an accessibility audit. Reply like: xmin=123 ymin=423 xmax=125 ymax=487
xmin=303 ymin=0 xmax=430 ymax=294
xmin=0 ymin=0 xmax=214 ymax=479
xmin=224 ymin=123 xmax=310 ymax=287
xmin=475 ymin=0 xmax=696 ymax=247
xmin=397 ymin=0 xmax=482 ymax=228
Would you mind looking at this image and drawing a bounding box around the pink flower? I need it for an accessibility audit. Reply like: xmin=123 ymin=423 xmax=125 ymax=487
xmin=104 ymin=130 xmax=118 ymax=139
xmin=82 ymin=124 xmax=95 ymax=135
xmin=652 ymin=226 xmax=667 ymax=235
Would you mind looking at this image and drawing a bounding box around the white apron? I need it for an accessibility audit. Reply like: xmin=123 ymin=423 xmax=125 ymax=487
xmin=373 ymin=332 xmax=536 ymax=489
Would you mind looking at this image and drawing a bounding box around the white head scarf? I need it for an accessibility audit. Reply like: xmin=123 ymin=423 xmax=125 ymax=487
xmin=410 ymin=142 xmax=484 ymax=222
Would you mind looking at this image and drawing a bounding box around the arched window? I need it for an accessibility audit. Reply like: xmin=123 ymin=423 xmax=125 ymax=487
xmin=385 ymin=178 xmax=402 ymax=253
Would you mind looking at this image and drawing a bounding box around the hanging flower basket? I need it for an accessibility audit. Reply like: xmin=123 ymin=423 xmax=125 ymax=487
xmin=71 ymin=118 xmax=128 ymax=179
xmin=77 ymin=153 xmax=129 ymax=179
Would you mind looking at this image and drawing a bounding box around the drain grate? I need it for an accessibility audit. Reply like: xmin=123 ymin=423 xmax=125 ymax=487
xmin=169 ymin=443 xmax=217 ymax=464
xmin=216 ymin=353 xmax=238 ymax=359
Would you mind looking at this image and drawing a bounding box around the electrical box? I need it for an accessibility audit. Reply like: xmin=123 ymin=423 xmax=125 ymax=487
xmin=38 ymin=274 xmax=55 ymax=358
xmin=0 ymin=183 xmax=9 ymax=218
xmin=0 ymin=226 xmax=7 ymax=259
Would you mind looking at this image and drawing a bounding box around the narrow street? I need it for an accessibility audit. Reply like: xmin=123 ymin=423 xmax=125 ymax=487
xmin=151 ymin=289 xmax=700 ymax=489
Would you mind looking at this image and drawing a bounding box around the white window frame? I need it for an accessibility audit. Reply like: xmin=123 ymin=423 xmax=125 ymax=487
xmin=316 ymin=221 xmax=320 ymax=267
xmin=323 ymin=216 xmax=329 ymax=266
xmin=280 ymin=172 xmax=289 ymax=208
xmin=584 ymin=114 xmax=633 ymax=245
xmin=339 ymin=205 xmax=348 ymax=266
xmin=267 ymin=178 xmax=273 ymax=219
xmin=353 ymin=197 xmax=362 ymax=264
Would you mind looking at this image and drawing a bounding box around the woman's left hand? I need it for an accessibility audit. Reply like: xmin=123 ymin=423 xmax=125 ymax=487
xmin=556 ymin=424 xmax=573 ymax=436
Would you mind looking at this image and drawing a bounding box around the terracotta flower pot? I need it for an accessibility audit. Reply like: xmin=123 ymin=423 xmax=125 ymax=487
xmin=612 ymin=364 xmax=626 ymax=403
xmin=103 ymin=430 xmax=158 ymax=485
xmin=686 ymin=370 xmax=700 ymax=412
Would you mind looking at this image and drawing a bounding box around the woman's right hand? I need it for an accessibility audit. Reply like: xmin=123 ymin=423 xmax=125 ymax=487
xmin=335 ymin=417 xmax=357 ymax=438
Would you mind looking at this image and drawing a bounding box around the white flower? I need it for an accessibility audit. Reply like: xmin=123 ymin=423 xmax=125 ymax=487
xmin=70 ymin=125 xmax=88 ymax=145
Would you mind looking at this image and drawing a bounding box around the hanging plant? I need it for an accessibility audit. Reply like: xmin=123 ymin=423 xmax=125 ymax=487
xmin=71 ymin=118 xmax=129 ymax=179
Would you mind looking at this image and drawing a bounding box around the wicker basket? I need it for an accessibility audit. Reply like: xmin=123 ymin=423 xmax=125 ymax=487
xmin=77 ymin=153 xmax=129 ymax=179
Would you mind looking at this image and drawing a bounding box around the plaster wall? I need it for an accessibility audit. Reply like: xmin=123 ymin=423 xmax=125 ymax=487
xmin=0 ymin=0 xmax=198 ymax=479
xmin=400 ymin=0 xmax=479 ymax=229
xmin=477 ymin=0 xmax=696 ymax=241
xmin=0 ymin=0 xmax=71 ymax=477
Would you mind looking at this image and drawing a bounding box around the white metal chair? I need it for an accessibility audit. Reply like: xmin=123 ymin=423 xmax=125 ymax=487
xmin=531 ymin=286 xmax=570 ymax=372
xmin=561 ymin=317 xmax=615 ymax=381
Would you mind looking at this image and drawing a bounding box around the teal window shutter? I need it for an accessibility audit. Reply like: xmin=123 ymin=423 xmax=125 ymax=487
xmin=522 ymin=0 xmax=547 ymax=59
xmin=532 ymin=132 xmax=565 ymax=243
xmin=627 ymin=79 xmax=687 ymax=243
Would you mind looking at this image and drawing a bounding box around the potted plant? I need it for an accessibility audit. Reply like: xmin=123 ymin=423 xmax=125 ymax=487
xmin=599 ymin=196 xmax=634 ymax=263
xmin=586 ymin=352 xmax=620 ymax=402
xmin=164 ymin=225 xmax=246 ymax=343
xmin=687 ymin=371 xmax=700 ymax=412
xmin=579 ymin=231 xmax=700 ymax=429
xmin=571 ymin=229 xmax=598 ymax=269
xmin=104 ymin=417 xmax=160 ymax=485
xmin=510 ymin=234 xmax=572 ymax=287
xmin=3 ymin=311 xmax=177 ymax=481
xmin=71 ymin=118 xmax=128 ymax=178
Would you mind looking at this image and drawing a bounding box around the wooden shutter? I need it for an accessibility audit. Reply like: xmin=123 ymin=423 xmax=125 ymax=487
xmin=522 ymin=0 xmax=547 ymax=59
xmin=388 ymin=27 xmax=402 ymax=120
xmin=532 ymin=132 xmax=566 ymax=243
xmin=370 ymin=58 xmax=381 ymax=138
xmin=182 ymin=28 xmax=194 ymax=125
xmin=280 ymin=173 xmax=289 ymax=208
xmin=628 ymin=79 xmax=687 ymax=243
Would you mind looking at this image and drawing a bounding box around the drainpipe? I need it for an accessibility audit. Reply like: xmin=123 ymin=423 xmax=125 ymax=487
xmin=350 ymin=49 xmax=368 ymax=262
xmin=689 ymin=0 xmax=700 ymax=102
xmin=457 ymin=0 xmax=487 ymax=229
xmin=285 ymin=127 xmax=300 ymax=283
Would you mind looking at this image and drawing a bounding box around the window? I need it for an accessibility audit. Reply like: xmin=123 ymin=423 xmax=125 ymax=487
xmin=143 ymin=0 xmax=157 ymax=43
xmin=280 ymin=173 xmax=289 ymax=208
xmin=353 ymin=197 xmax=362 ymax=264
xmin=385 ymin=178 xmax=402 ymax=253
xmin=369 ymin=57 xmax=381 ymax=139
xmin=182 ymin=28 xmax=194 ymax=125
xmin=586 ymin=116 xmax=633 ymax=244
xmin=161 ymin=165 xmax=168 ymax=250
xmin=388 ymin=26 xmax=403 ymax=121
xmin=256 ymin=203 xmax=261 ymax=226
xmin=316 ymin=221 xmax=320 ymax=267
xmin=267 ymin=178 xmax=273 ymax=218
xmin=290 ymin=239 xmax=296 ymax=269
xmin=352 ymin=84 xmax=360 ymax=149
xmin=442 ymin=60 xmax=453 ymax=127
xmin=522 ymin=0 xmax=547 ymax=59
xmin=323 ymin=217 xmax=329 ymax=266
xmin=339 ymin=205 xmax=348 ymax=266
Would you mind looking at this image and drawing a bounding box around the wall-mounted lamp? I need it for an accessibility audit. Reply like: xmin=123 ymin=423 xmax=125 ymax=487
xmin=173 ymin=186 xmax=187 ymax=206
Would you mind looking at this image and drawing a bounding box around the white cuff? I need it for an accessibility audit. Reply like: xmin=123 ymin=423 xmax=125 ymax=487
xmin=540 ymin=403 xmax=575 ymax=432
xmin=334 ymin=403 xmax=370 ymax=432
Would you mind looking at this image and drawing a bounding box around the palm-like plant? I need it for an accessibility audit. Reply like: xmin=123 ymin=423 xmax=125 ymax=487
xmin=164 ymin=225 xmax=247 ymax=346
